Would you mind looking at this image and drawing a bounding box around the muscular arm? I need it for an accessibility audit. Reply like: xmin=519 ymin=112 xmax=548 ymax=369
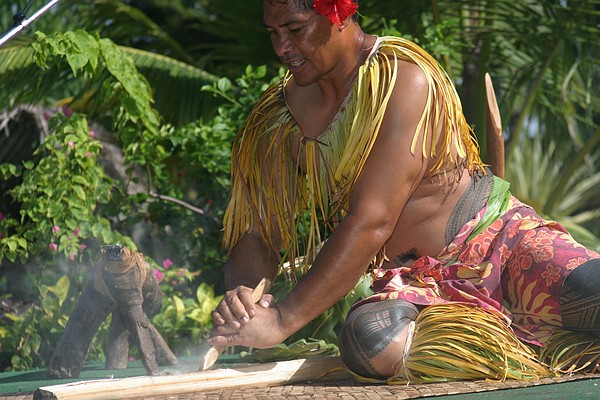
xmin=223 ymin=232 xmax=279 ymax=291
xmin=210 ymin=62 xmax=432 ymax=347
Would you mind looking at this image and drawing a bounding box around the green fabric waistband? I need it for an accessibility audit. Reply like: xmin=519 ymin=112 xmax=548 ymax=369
xmin=466 ymin=176 xmax=512 ymax=242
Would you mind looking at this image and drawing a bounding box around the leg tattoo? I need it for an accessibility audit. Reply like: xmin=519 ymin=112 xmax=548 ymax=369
xmin=338 ymin=300 xmax=419 ymax=378
xmin=560 ymin=259 xmax=600 ymax=338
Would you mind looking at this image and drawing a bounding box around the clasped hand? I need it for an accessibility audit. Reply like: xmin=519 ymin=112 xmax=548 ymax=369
xmin=208 ymin=285 xmax=286 ymax=348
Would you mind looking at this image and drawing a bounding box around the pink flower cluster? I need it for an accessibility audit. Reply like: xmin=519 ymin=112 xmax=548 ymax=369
xmin=48 ymin=225 xmax=86 ymax=259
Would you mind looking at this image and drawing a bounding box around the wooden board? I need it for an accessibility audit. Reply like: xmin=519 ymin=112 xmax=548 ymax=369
xmin=34 ymin=356 xmax=350 ymax=400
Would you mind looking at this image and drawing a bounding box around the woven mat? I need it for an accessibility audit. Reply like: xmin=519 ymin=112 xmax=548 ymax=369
xmin=3 ymin=373 xmax=600 ymax=400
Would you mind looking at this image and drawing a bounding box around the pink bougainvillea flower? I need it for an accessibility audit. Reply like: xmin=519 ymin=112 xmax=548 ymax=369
xmin=153 ymin=269 xmax=164 ymax=282
xmin=49 ymin=243 xmax=58 ymax=251
xmin=0 ymin=212 xmax=4 ymax=220
xmin=69 ymin=253 xmax=76 ymax=261
xmin=86 ymin=151 xmax=92 ymax=158
xmin=313 ymin=0 xmax=358 ymax=27
xmin=162 ymin=258 xmax=173 ymax=269
xmin=73 ymin=227 xmax=80 ymax=236
xmin=80 ymin=244 xmax=87 ymax=251
xmin=89 ymin=130 xmax=95 ymax=139
xmin=68 ymin=141 xmax=74 ymax=149
xmin=52 ymin=225 xmax=60 ymax=233
xmin=61 ymin=106 xmax=73 ymax=117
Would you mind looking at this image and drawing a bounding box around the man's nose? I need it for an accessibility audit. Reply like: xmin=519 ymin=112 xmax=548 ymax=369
xmin=272 ymin=34 xmax=293 ymax=57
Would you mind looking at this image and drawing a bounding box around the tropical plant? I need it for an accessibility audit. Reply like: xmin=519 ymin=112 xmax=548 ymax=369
xmin=0 ymin=29 xmax=215 ymax=370
xmin=506 ymin=135 xmax=600 ymax=252
xmin=0 ymin=22 xmax=288 ymax=369
xmin=0 ymin=0 xmax=219 ymax=125
xmin=151 ymin=282 xmax=223 ymax=356
xmin=0 ymin=275 xmax=112 ymax=371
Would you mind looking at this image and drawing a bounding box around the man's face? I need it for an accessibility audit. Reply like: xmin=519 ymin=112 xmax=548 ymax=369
xmin=263 ymin=1 xmax=336 ymax=86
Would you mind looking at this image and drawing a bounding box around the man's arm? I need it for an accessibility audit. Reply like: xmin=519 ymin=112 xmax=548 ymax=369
xmin=209 ymin=61 xmax=432 ymax=347
xmin=224 ymin=232 xmax=279 ymax=291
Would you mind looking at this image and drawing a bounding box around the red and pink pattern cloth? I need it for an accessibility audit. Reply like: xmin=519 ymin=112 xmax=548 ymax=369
xmin=357 ymin=196 xmax=600 ymax=347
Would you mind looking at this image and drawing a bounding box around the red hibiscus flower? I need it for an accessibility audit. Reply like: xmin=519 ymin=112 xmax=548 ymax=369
xmin=313 ymin=0 xmax=358 ymax=27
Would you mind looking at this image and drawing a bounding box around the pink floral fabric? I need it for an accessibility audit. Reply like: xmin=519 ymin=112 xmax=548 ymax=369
xmin=357 ymin=196 xmax=600 ymax=346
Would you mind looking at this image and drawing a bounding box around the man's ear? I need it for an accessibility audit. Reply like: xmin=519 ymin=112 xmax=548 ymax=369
xmin=338 ymin=17 xmax=353 ymax=31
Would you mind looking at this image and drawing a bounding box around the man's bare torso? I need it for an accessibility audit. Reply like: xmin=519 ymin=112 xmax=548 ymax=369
xmin=383 ymin=169 xmax=472 ymax=267
xmin=283 ymin=36 xmax=475 ymax=269
xmin=286 ymin=76 xmax=474 ymax=268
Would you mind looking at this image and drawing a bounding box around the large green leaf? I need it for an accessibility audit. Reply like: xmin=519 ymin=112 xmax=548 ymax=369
xmin=0 ymin=35 xmax=218 ymax=125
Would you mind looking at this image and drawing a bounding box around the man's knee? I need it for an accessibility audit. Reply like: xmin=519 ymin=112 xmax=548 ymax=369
xmin=338 ymin=299 xmax=419 ymax=378
xmin=561 ymin=258 xmax=600 ymax=337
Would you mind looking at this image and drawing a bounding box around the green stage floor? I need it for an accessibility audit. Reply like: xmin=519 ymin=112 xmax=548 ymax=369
xmin=444 ymin=378 xmax=600 ymax=399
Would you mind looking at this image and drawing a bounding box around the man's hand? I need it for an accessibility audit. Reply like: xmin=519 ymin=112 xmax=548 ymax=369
xmin=208 ymin=304 xmax=288 ymax=348
xmin=211 ymin=284 xmax=275 ymax=329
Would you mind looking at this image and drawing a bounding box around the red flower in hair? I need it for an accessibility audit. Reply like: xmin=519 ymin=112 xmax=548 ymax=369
xmin=313 ymin=0 xmax=358 ymax=27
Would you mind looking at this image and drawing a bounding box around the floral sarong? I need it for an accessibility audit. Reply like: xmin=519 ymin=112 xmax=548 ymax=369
xmin=357 ymin=178 xmax=600 ymax=347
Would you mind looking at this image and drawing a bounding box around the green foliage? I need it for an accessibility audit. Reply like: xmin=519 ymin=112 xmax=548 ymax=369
xmin=239 ymin=338 xmax=339 ymax=363
xmin=0 ymin=275 xmax=108 ymax=371
xmin=506 ymin=135 xmax=600 ymax=252
xmin=0 ymin=29 xmax=169 ymax=266
xmin=371 ymin=17 xmax=464 ymax=71
xmin=0 ymin=111 xmax=130 ymax=264
xmin=32 ymin=30 xmax=160 ymax=134
xmin=0 ymin=31 xmax=283 ymax=370
xmin=151 ymin=282 xmax=223 ymax=356
xmin=171 ymin=64 xmax=279 ymax=186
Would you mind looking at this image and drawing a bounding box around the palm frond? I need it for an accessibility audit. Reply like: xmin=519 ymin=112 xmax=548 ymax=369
xmin=505 ymin=135 xmax=600 ymax=249
xmin=0 ymin=35 xmax=219 ymax=125
xmin=541 ymin=329 xmax=600 ymax=374
xmin=389 ymin=304 xmax=552 ymax=384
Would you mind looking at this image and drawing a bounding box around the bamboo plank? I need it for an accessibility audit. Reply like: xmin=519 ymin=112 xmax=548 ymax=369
xmin=34 ymin=356 xmax=350 ymax=400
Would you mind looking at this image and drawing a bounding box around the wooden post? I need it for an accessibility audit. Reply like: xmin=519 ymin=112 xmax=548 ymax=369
xmin=485 ymin=73 xmax=505 ymax=178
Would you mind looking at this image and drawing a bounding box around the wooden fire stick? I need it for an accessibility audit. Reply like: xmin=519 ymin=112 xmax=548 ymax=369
xmin=34 ymin=356 xmax=350 ymax=400
xmin=199 ymin=277 xmax=272 ymax=371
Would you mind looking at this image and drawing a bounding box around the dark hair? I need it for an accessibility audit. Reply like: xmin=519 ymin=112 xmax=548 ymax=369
xmin=268 ymin=0 xmax=359 ymax=20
